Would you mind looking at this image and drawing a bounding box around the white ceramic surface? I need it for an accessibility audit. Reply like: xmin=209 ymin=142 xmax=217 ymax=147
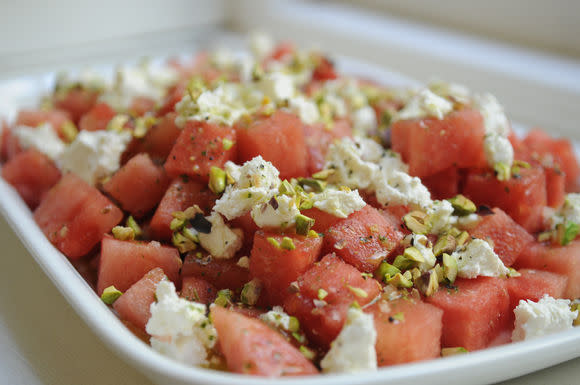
xmin=1 ymin=56 xmax=579 ymax=385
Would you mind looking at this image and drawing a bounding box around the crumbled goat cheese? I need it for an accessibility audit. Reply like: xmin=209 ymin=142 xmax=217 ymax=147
xmin=12 ymin=123 xmax=65 ymax=161
xmin=251 ymin=194 xmax=300 ymax=228
xmin=452 ymin=239 xmax=510 ymax=278
xmin=259 ymin=306 xmax=293 ymax=331
xmin=411 ymin=234 xmax=437 ymax=272
xmin=311 ymin=188 xmax=366 ymax=218
xmin=213 ymin=156 xmax=281 ymax=220
xmin=325 ymin=137 xmax=381 ymax=190
xmin=249 ymin=32 xmax=274 ymax=60
xmin=352 ymin=106 xmax=378 ymax=136
xmin=60 ymin=129 xmax=131 ymax=185
xmin=146 ymin=281 xmax=217 ymax=366
xmin=512 ymin=295 xmax=577 ymax=342
xmin=427 ymin=200 xmax=456 ymax=235
xmin=395 ymin=89 xmax=453 ymax=121
xmin=428 ymin=80 xmax=470 ymax=104
xmin=550 ymin=193 xmax=580 ymax=228
xmin=198 ymin=212 xmax=243 ymax=259
xmin=257 ymin=71 xmax=296 ymax=103
xmin=374 ymin=169 xmax=432 ymax=209
xmin=320 ymin=307 xmax=377 ymax=373
xmin=484 ymin=134 xmax=514 ymax=170
xmin=473 ymin=93 xmax=510 ymax=137
xmin=287 ymin=96 xmax=320 ymax=124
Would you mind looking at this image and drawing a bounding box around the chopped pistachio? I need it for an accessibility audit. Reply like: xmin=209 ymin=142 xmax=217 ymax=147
xmin=106 ymin=114 xmax=130 ymax=132
xmin=279 ymin=180 xmax=295 ymax=196
xmin=537 ymin=231 xmax=554 ymax=243
xmin=299 ymin=198 xmax=314 ymax=210
xmin=448 ymin=194 xmax=477 ymax=216
xmin=281 ymin=237 xmax=296 ymax=250
xmin=442 ymin=253 xmax=458 ymax=283
xmin=433 ymin=263 xmax=446 ymax=283
xmin=441 ymin=347 xmax=469 ymax=357
xmin=112 ymin=226 xmax=135 ymax=241
xmin=386 ymin=273 xmax=413 ymax=288
xmin=299 ymin=345 xmax=316 ymax=360
xmin=317 ymin=288 xmax=328 ymax=300
xmin=172 ymin=232 xmax=197 ymax=253
xmin=455 ymin=231 xmax=470 ymax=246
xmin=556 ymin=222 xmax=580 ymax=246
xmin=297 ymin=178 xmax=326 ymax=193
xmin=222 ymin=138 xmax=234 ymax=151
xmin=392 ymin=254 xmax=416 ymax=271
xmin=288 ymin=316 xmax=300 ymax=333
xmin=267 ymin=237 xmax=281 ymax=249
xmin=181 ymin=227 xmax=199 ymax=242
xmin=209 ymin=166 xmax=227 ymax=194
xmin=391 ymin=312 xmax=405 ymax=322
xmin=403 ymin=211 xmax=431 ymax=234
xmin=170 ymin=217 xmax=186 ymax=231
xmin=415 ymin=270 xmax=439 ymax=297
xmin=237 ymin=256 xmax=250 ymax=269
xmin=376 ymin=262 xmax=401 ymax=282
xmin=571 ymin=303 xmax=580 ymax=326
xmin=133 ymin=116 xmax=157 ymax=138
xmin=61 ymin=121 xmax=78 ymax=143
xmin=214 ymin=289 xmax=233 ymax=307
xmin=433 ymin=234 xmax=457 ymax=256
xmin=403 ymin=246 xmax=425 ymax=263
xmin=410 ymin=267 xmax=422 ymax=281
xmin=507 ymin=267 xmax=521 ymax=278
xmin=240 ymin=279 xmax=262 ymax=306
xmin=447 ymin=227 xmax=462 ymax=237
xmin=295 ymin=214 xmax=315 ymax=236
xmin=495 ymin=162 xmax=511 ymax=181
xmin=346 ymin=285 xmax=368 ymax=298
xmin=312 ymin=169 xmax=335 ymax=180
xmin=101 ymin=286 xmax=123 ymax=305
xmin=126 ymin=216 xmax=143 ymax=238
xmin=307 ymin=230 xmax=319 ymax=238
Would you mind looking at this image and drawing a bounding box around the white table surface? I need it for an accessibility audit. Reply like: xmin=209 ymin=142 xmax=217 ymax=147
xmin=0 ymin=214 xmax=578 ymax=384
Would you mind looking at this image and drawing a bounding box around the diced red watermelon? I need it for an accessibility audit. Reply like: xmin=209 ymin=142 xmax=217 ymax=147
xmin=1 ymin=121 xmax=21 ymax=161
xmin=78 ymin=102 xmax=116 ymax=132
xmin=463 ymin=167 xmax=547 ymax=233
xmin=311 ymin=55 xmax=337 ymax=82
xmin=1 ymin=149 xmax=61 ymax=209
xmin=426 ymin=277 xmax=511 ymax=351
xmin=283 ymin=254 xmax=382 ymax=348
xmin=323 ymin=205 xmax=403 ymax=273
xmin=211 ymin=305 xmax=318 ymax=376
xmin=544 ymin=167 xmax=566 ymax=208
xmin=301 ymin=207 xmax=342 ymax=234
xmin=103 ymin=153 xmax=169 ymax=218
xmin=34 ymin=173 xmax=123 ymax=258
xmin=505 ymin=269 xmax=567 ymax=311
xmin=149 ymin=177 xmax=216 ymax=240
xmin=53 ymin=88 xmax=99 ymax=124
xmin=157 ymin=81 xmax=186 ymax=117
xmin=514 ymin=241 xmax=580 ymax=299
xmin=181 ymin=252 xmax=250 ymax=290
xmin=367 ymin=297 xmax=443 ymax=366
xmin=124 ymin=112 xmax=181 ymax=163
xmin=129 ymin=96 xmax=156 ymax=117
xmin=230 ymin=212 xmax=260 ymax=251
xmin=180 ymin=275 xmax=217 ymax=304
xmin=113 ymin=267 xmax=166 ymax=332
xmin=469 ymin=208 xmax=534 ymax=267
xmin=391 ymin=109 xmax=487 ymax=178
xmin=421 ymin=166 xmax=461 ymax=200
xmin=164 ymin=120 xmax=237 ymax=182
xmin=303 ymin=119 xmax=352 ymax=174
xmin=236 ymin=111 xmax=308 ymax=179
xmin=97 ymin=236 xmax=182 ymax=295
xmin=250 ymin=231 xmax=323 ymax=304
xmin=15 ymin=109 xmax=72 ymax=139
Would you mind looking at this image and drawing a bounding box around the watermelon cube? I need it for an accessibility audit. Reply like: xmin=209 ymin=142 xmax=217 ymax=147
xmin=426 ymin=277 xmax=511 ymax=351
xmin=78 ymin=102 xmax=116 ymax=132
xmin=505 ymin=269 xmax=567 ymax=311
xmin=323 ymin=205 xmax=403 ymax=273
xmin=181 ymin=252 xmax=250 ymax=290
xmin=113 ymin=267 xmax=166 ymax=332
xmin=236 ymin=110 xmax=308 ymax=179
xmin=34 ymin=173 xmax=123 ymax=259
xmin=16 ymin=109 xmax=72 ymax=139
xmin=367 ymin=297 xmax=443 ymax=366
xmin=250 ymin=231 xmax=323 ymax=304
xmin=283 ymin=254 xmax=382 ymax=347
xmin=1 ymin=149 xmax=61 ymax=209
xmin=303 ymin=119 xmax=352 ymax=174
xmin=164 ymin=120 xmax=237 ymax=182
xmin=211 ymin=305 xmax=318 ymax=376
xmin=180 ymin=275 xmax=217 ymax=305
xmin=97 ymin=236 xmax=182 ymax=295
xmin=123 ymin=112 xmax=181 ymax=163
xmin=469 ymin=208 xmax=534 ymax=267
xmin=421 ymin=166 xmax=460 ymax=200
xmin=103 ymin=153 xmax=169 ymax=218
xmin=463 ymin=167 xmax=547 ymax=233
xmin=300 ymin=207 xmax=343 ymax=234
xmin=53 ymin=87 xmax=99 ymax=124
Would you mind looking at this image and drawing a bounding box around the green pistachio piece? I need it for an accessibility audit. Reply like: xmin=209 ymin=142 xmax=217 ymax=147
xmin=288 ymin=316 xmax=300 ymax=333
xmin=61 ymin=121 xmax=78 ymax=143
xmin=267 ymin=237 xmax=281 ymax=249
xmin=557 ymin=222 xmax=580 ymax=246
xmin=455 ymin=231 xmax=470 ymax=246
xmin=241 ymin=279 xmax=262 ymax=306
xmin=299 ymin=198 xmax=314 ymax=210
xmin=403 ymin=246 xmax=425 ymax=263
xmin=415 ymin=270 xmax=439 ymax=297
xmin=181 ymin=227 xmax=199 ymax=243
xmin=448 ymin=194 xmax=477 ymax=216
xmin=214 ymin=289 xmax=233 ymax=307
xmin=126 ymin=216 xmax=143 ymax=238
xmin=297 ymin=178 xmax=326 ymax=193
xmin=507 ymin=267 xmax=521 ymax=278
xmin=392 ymin=254 xmax=416 ymax=271
xmin=433 ymin=263 xmax=446 ymax=283
xmin=434 ymin=234 xmax=457 ymax=256
xmin=209 ymin=166 xmax=227 ymax=194
xmin=495 ymin=162 xmax=511 ymax=181
xmin=346 ymin=285 xmax=368 ymax=298
xmin=317 ymin=288 xmax=328 ymax=300
xmin=441 ymin=347 xmax=469 ymax=357
xmin=312 ymin=169 xmax=335 ymax=180
xmin=106 ymin=114 xmax=130 ymax=132
xmin=101 ymin=286 xmax=123 ymax=305
xmin=375 ymin=262 xmax=401 ymax=283
xmin=386 ymin=273 xmax=413 ymax=288
xmin=442 ymin=253 xmax=458 ymax=283
xmin=112 ymin=226 xmax=135 ymax=241
xmin=170 ymin=217 xmax=186 ymax=231
xmin=410 ymin=267 xmax=422 ymax=281
xmin=299 ymin=345 xmax=316 ymax=360
xmin=390 ymin=312 xmax=405 ymax=322
xmin=570 ymin=303 xmax=580 ymax=326
xmin=447 ymin=227 xmax=462 ymax=237
xmin=537 ymin=231 xmax=554 ymax=243
xmin=403 ymin=211 xmax=431 ymax=234
xmin=172 ymin=232 xmax=197 ymax=253
xmin=281 ymin=237 xmax=296 ymax=250
xmin=295 ymin=214 xmax=315 ymax=236
xmin=307 ymin=230 xmax=319 ymax=238
xmin=279 ymin=180 xmax=295 ymax=196
xmin=222 ymin=138 xmax=234 ymax=151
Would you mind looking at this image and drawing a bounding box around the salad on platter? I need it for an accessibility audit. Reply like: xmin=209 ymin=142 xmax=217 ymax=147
xmin=0 ymin=33 xmax=579 ymax=377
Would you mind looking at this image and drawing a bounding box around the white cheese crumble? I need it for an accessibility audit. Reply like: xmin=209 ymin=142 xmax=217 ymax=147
xmin=59 ymin=129 xmax=131 ymax=185
xmin=146 ymin=281 xmax=217 ymax=366
xmin=428 ymin=80 xmax=470 ymax=104
xmin=12 ymin=123 xmax=65 ymax=162
xmin=426 ymin=200 xmax=456 ymax=235
xmin=311 ymin=188 xmax=366 ymax=218
xmin=320 ymin=307 xmax=377 ymax=373
xmin=512 ymin=295 xmax=577 ymax=342
xmin=257 ymin=71 xmax=296 ymax=103
xmin=411 ymin=234 xmax=437 ymax=272
xmin=251 ymin=194 xmax=300 ymax=228
xmin=374 ymin=168 xmax=432 ymax=209
xmin=451 ymin=239 xmax=509 ymax=278
xmin=484 ymin=134 xmax=514 ymax=170
xmin=287 ymin=96 xmax=320 ymax=125
xmin=352 ymin=106 xmax=378 ymax=136
xmin=198 ymin=212 xmax=243 ymax=259
xmin=213 ymin=156 xmax=281 ymax=220
xmin=473 ymin=93 xmax=510 ymax=137
xmin=394 ymin=89 xmax=453 ymax=121
xmin=550 ymin=193 xmax=580 ymax=228
xmin=249 ymin=32 xmax=274 ymax=60
xmin=259 ymin=306 xmax=293 ymax=331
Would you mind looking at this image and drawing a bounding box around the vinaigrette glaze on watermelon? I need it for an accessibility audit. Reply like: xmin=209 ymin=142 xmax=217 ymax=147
xmin=1 ymin=33 xmax=580 ymax=377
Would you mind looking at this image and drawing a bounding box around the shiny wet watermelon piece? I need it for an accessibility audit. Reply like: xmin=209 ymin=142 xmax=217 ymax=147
xmin=181 ymin=252 xmax=250 ymax=291
xmin=505 ymin=269 xmax=567 ymax=311
xmin=211 ymin=306 xmax=318 ymax=376
xmin=78 ymin=102 xmax=116 ymax=132
xmin=421 ymin=166 xmax=460 ymax=200
xmin=124 ymin=112 xmax=181 ymax=163
xmin=180 ymin=275 xmax=217 ymax=305
xmin=303 ymin=119 xmax=352 ymax=174
xmin=54 ymin=88 xmax=99 ymax=124
xmin=34 ymin=173 xmax=123 ymax=259
xmin=16 ymin=109 xmax=72 ymax=139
